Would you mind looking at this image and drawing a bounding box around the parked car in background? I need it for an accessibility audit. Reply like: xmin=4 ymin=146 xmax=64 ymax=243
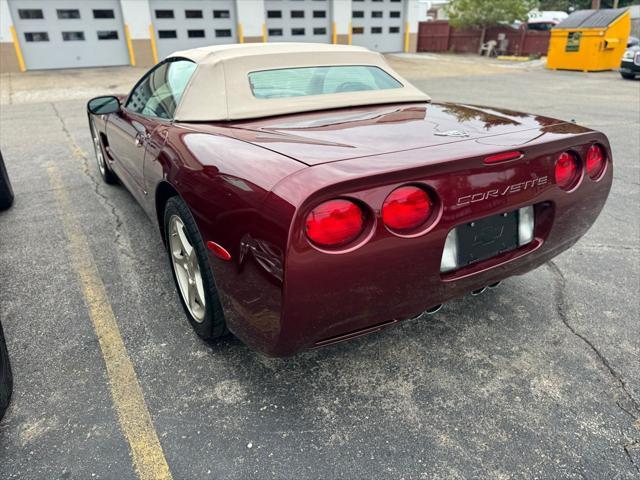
xmin=87 ymin=43 xmax=613 ymax=356
xmin=0 ymin=320 xmax=12 ymax=421
xmin=620 ymin=45 xmax=640 ymax=79
xmin=0 ymin=150 xmax=13 ymax=420
xmin=627 ymin=36 xmax=639 ymax=48
xmin=0 ymin=151 xmax=14 ymax=210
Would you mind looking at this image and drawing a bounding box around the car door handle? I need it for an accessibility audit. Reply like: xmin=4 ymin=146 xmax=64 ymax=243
xmin=135 ymin=132 xmax=149 ymax=147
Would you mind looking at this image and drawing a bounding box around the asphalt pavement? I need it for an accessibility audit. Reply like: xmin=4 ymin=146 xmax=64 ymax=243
xmin=0 ymin=58 xmax=638 ymax=479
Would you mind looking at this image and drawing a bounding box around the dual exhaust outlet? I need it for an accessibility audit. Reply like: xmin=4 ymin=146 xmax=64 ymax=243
xmin=408 ymin=281 xmax=502 ymax=320
xmin=471 ymin=281 xmax=502 ymax=296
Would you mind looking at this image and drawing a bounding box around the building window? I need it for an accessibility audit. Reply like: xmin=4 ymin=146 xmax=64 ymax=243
xmin=93 ymin=9 xmax=115 ymax=19
xmin=188 ymin=29 xmax=205 ymax=38
xmin=390 ymin=11 xmax=401 ymax=18
xmin=389 ymin=26 xmax=400 ymax=33
xmin=268 ymin=28 xmax=283 ymax=37
xmin=158 ymin=30 xmax=177 ymax=39
xmin=57 ymin=9 xmax=80 ymax=19
xmin=97 ymin=30 xmax=119 ymax=40
xmin=213 ymin=10 xmax=230 ymax=19
xmin=313 ymin=28 xmax=327 ymax=35
xmin=352 ymin=27 xmax=364 ymax=34
xmin=24 ymin=32 xmax=49 ymax=42
xmin=291 ymin=11 xmax=305 ymax=18
xmin=155 ymin=10 xmax=174 ymax=19
xmin=291 ymin=28 xmax=305 ymax=36
xmin=371 ymin=27 xmax=383 ymax=34
xmin=62 ymin=31 xmax=85 ymax=41
xmin=18 ymin=9 xmax=44 ymax=19
xmin=372 ymin=11 xmax=383 ymax=18
xmin=353 ymin=11 xmax=364 ymax=18
xmin=313 ymin=11 xmax=326 ymax=18
xmin=185 ymin=10 xmax=203 ymax=19
xmin=215 ymin=29 xmax=232 ymax=37
xmin=267 ymin=10 xmax=282 ymax=18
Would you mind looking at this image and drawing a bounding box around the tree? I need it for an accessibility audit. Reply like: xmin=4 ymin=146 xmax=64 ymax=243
xmin=445 ymin=0 xmax=538 ymax=52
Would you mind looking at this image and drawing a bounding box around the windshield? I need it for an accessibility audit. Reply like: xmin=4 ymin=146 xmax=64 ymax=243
xmin=248 ymin=65 xmax=403 ymax=99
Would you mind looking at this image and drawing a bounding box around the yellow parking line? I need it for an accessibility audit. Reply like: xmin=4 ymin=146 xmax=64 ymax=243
xmin=47 ymin=165 xmax=172 ymax=480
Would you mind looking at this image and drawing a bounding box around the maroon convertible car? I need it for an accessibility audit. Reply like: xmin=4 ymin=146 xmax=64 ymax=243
xmin=87 ymin=43 xmax=612 ymax=356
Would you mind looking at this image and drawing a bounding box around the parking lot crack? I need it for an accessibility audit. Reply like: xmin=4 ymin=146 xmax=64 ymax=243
xmin=547 ymin=261 xmax=640 ymax=420
xmin=50 ymin=102 xmax=136 ymax=263
xmin=624 ymin=440 xmax=640 ymax=474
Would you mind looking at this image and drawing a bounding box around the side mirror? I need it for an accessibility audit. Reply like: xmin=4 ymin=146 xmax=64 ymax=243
xmin=87 ymin=95 xmax=121 ymax=115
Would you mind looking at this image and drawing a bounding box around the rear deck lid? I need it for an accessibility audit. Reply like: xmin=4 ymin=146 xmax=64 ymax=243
xmin=228 ymin=102 xmax=566 ymax=166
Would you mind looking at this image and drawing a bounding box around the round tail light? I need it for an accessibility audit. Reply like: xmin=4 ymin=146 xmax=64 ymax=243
xmin=555 ymin=151 xmax=581 ymax=191
xmin=305 ymin=199 xmax=365 ymax=247
xmin=382 ymin=185 xmax=432 ymax=232
xmin=586 ymin=144 xmax=606 ymax=180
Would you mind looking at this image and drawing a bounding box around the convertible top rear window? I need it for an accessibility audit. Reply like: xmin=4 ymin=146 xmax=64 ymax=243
xmin=248 ymin=66 xmax=403 ymax=99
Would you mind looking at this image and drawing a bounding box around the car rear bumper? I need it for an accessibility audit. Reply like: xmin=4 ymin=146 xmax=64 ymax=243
xmin=620 ymin=60 xmax=640 ymax=74
xmin=220 ymin=128 xmax=612 ymax=356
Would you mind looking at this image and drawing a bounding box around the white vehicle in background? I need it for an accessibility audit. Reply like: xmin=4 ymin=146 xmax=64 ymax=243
xmin=514 ymin=10 xmax=569 ymax=31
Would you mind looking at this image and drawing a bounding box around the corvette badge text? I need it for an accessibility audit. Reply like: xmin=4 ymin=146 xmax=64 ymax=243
xmin=457 ymin=176 xmax=548 ymax=206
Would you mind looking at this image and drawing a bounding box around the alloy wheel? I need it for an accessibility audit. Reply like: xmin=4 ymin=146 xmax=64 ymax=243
xmin=92 ymin=125 xmax=107 ymax=176
xmin=168 ymin=215 xmax=206 ymax=323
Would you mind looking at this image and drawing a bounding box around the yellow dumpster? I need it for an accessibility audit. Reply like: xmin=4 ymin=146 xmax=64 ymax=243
xmin=547 ymin=8 xmax=631 ymax=72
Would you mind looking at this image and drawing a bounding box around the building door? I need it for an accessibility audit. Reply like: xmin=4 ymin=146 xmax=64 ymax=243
xmin=149 ymin=0 xmax=238 ymax=60
xmin=264 ymin=0 xmax=331 ymax=44
xmin=8 ymin=0 xmax=129 ymax=70
xmin=351 ymin=0 xmax=405 ymax=52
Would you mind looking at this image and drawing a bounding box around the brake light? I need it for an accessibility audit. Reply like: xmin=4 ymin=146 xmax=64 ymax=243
xmin=484 ymin=150 xmax=522 ymax=164
xmin=555 ymin=151 xmax=581 ymax=191
xmin=382 ymin=186 xmax=432 ymax=232
xmin=586 ymin=144 xmax=606 ymax=180
xmin=305 ymin=199 xmax=364 ymax=247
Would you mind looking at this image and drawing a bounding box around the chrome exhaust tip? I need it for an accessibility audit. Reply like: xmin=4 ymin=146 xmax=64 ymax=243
xmin=488 ymin=281 xmax=501 ymax=289
xmin=471 ymin=287 xmax=487 ymax=296
xmin=407 ymin=304 xmax=443 ymax=321
xmin=425 ymin=304 xmax=443 ymax=315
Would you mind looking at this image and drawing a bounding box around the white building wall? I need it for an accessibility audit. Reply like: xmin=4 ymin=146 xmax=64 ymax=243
xmin=120 ymin=0 xmax=152 ymax=39
xmin=1 ymin=0 xmax=422 ymax=72
xmin=406 ymin=0 xmax=420 ymax=35
xmin=332 ymin=0 xmax=351 ymax=40
xmin=235 ymin=0 xmax=265 ymax=40
xmin=0 ymin=0 xmax=14 ymax=43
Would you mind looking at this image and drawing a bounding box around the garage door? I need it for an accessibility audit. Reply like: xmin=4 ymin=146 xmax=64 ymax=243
xmin=150 ymin=0 xmax=237 ymax=60
xmin=265 ymin=0 xmax=331 ymax=43
xmin=8 ymin=0 xmax=129 ymax=70
xmin=351 ymin=0 xmax=405 ymax=53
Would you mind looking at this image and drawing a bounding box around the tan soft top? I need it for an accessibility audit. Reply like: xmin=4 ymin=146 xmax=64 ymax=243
xmin=167 ymin=43 xmax=430 ymax=122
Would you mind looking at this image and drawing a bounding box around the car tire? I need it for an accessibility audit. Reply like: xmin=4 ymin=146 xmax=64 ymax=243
xmin=90 ymin=119 xmax=118 ymax=184
xmin=164 ymin=196 xmax=228 ymax=340
xmin=0 ymin=322 xmax=12 ymax=422
xmin=620 ymin=72 xmax=636 ymax=80
xmin=0 ymin=151 xmax=14 ymax=210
